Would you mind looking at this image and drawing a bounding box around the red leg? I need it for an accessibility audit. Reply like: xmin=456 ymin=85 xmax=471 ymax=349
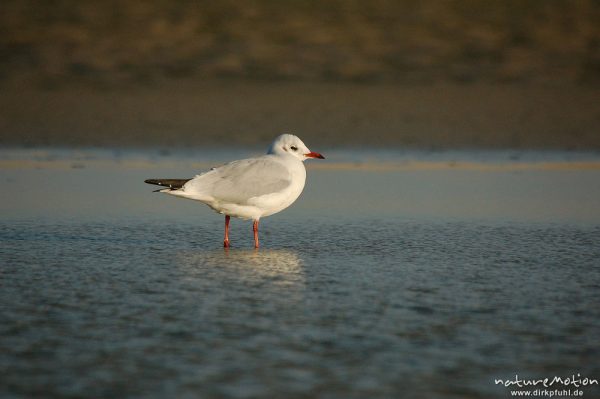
xmin=224 ymin=215 xmax=231 ymax=248
xmin=253 ymin=220 xmax=260 ymax=249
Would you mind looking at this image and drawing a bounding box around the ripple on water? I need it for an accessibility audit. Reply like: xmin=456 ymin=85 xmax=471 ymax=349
xmin=1 ymin=219 xmax=600 ymax=397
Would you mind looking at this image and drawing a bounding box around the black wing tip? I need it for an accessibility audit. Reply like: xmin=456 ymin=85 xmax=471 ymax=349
xmin=144 ymin=178 xmax=191 ymax=189
xmin=144 ymin=179 xmax=166 ymax=187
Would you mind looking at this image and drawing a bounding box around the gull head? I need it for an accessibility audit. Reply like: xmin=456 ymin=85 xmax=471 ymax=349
xmin=267 ymin=134 xmax=325 ymax=161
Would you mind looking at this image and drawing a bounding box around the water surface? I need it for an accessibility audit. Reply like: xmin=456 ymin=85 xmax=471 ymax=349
xmin=1 ymin=149 xmax=599 ymax=398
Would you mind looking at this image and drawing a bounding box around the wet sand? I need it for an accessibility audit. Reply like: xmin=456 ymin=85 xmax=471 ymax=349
xmin=1 ymin=80 xmax=600 ymax=150
xmin=2 ymin=147 xmax=599 ymax=224
xmin=2 ymin=150 xmax=600 ymax=172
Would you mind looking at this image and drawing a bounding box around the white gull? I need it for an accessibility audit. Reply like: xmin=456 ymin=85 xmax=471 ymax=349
xmin=145 ymin=134 xmax=324 ymax=248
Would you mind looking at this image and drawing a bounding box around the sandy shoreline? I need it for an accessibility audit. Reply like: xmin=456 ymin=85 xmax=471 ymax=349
xmin=1 ymin=80 xmax=600 ymax=150
xmin=2 ymin=147 xmax=599 ymax=172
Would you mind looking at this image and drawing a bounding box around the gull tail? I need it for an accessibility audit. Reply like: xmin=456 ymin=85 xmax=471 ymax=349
xmin=144 ymin=179 xmax=191 ymax=191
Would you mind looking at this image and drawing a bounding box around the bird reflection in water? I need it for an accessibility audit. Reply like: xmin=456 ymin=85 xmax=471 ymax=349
xmin=176 ymin=249 xmax=306 ymax=295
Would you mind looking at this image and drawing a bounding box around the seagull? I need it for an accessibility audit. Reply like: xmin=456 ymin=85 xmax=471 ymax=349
xmin=145 ymin=134 xmax=324 ymax=248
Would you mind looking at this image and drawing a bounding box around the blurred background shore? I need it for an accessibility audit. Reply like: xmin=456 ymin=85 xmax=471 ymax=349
xmin=1 ymin=0 xmax=599 ymax=149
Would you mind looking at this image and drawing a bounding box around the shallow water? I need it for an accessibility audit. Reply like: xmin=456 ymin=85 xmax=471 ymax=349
xmin=1 ymin=149 xmax=600 ymax=398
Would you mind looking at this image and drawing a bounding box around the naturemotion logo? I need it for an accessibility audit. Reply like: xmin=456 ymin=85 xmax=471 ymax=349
xmin=494 ymin=374 xmax=598 ymax=397
xmin=495 ymin=374 xmax=598 ymax=389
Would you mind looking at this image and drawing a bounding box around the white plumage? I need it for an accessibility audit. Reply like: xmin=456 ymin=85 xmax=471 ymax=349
xmin=145 ymin=134 xmax=324 ymax=248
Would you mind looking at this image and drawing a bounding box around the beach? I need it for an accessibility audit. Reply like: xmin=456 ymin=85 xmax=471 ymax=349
xmin=2 ymin=0 xmax=599 ymax=150
xmin=2 ymin=80 xmax=600 ymax=149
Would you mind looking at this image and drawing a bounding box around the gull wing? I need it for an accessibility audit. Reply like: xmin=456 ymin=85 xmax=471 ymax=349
xmin=182 ymin=156 xmax=292 ymax=204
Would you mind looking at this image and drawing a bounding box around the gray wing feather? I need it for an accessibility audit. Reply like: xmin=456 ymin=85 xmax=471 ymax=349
xmin=183 ymin=157 xmax=291 ymax=204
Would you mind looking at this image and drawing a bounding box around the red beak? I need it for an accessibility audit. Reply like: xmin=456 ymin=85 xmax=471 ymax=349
xmin=305 ymin=151 xmax=325 ymax=159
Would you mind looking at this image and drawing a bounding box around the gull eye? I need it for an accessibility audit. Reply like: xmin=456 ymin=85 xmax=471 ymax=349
xmin=290 ymin=145 xmax=298 ymax=151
